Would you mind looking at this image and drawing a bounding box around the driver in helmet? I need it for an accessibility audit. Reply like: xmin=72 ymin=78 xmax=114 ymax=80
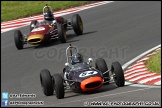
xmin=42 ymin=10 xmax=56 ymax=25
xmin=71 ymin=53 xmax=83 ymax=65
xmin=40 ymin=5 xmax=56 ymax=26
xmin=62 ymin=53 xmax=84 ymax=81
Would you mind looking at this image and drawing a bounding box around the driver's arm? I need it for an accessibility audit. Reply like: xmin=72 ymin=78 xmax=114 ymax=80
xmin=51 ymin=20 xmax=56 ymax=26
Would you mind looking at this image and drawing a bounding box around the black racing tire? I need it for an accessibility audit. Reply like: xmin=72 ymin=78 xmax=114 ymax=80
xmin=111 ymin=61 xmax=125 ymax=87
xmin=58 ymin=16 xmax=65 ymax=23
xmin=53 ymin=74 xmax=65 ymax=99
xmin=30 ymin=20 xmax=38 ymax=31
xmin=95 ymin=58 xmax=109 ymax=84
xmin=72 ymin=14 xmax=83 ymax=35
xmin=40 ymin=69 xmax=54 ymax=96
xmin=57 ymin=23 xmax=66 ymax=43
xmin=14 ymin=30 xmax=24 ymax=50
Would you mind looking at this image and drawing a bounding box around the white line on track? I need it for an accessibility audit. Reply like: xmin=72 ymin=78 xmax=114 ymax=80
xmin=122 ymin=44 xmax=161 ymax=70
xmin=122 ymin=44 xmax=161 ymax=86
xmin=126 ymin=65 xmax=146 ymax=72
xmin=137 ymin=57 xmax=149 ymax=62
xmin=154 ymin=81 xmax=161 ymax=85
xmin=127 ymin=62 xmax=144 ymax=68
xmin=125 ymin=68 xmax=148 ymax=76
xmin=45 ymin=87 xmax=154 ymax=107
xmin=1 ymin=1 xmax=114 ymax=33
xmin=139 ymin=76 xmax=161 ymax=84
xmin=125 ymin=72 xmax=154 ymax=80
xmin=129 ymin=73 xmax=157 ymax=82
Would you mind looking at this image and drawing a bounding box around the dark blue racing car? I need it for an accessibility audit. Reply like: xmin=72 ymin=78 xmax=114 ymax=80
xmin=40 ymin=44 xmax=125 ymax=99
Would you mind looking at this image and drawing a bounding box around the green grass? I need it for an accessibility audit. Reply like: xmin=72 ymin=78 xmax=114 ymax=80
xmin=145 ymin=50 xmax=161 ymax=74
xmin=1 ymin=1 xmax=94 ymax=22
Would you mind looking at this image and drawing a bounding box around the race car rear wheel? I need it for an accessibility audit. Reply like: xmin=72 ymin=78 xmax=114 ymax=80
xmin=95 ymin=58 xmax=109 ymax=84
xmin=72 ymin=14 xmax=83 ymax=35
xmin=57 ymin=24 xmax=66 ymax=43
xmin=40 ymin=69 xmax=54 ymax=96
xmin=14 ymin=30 xmax=24 ymax=50
xmin=30 ymin=20 xmax=38 ymax=31
xmin=111 ymin=61 xmax=125 ymax=87
xmin=53 ymin=74 xmax=65 ymax=99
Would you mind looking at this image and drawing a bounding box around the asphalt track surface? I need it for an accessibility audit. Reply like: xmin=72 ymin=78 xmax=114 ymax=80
xmin=1 ymin=1 xmax=161 ymax=107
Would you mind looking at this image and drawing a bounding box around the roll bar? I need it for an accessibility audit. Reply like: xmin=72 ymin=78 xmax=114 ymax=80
xmin=65 ymin=44 xmax=79 ymax=64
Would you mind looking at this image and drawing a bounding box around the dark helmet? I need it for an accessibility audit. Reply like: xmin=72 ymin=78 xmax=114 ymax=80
xmin=71 ymin=53 xmax=83 ymax=65
xmin=44 ymin=10 xmax=54 ymax=21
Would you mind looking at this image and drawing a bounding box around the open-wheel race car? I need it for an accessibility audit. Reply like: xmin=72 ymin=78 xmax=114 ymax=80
xmin=40 ymin=44 xmax=125 ymax=99
xmin=14 ymin=5 xmax=83 ymax=50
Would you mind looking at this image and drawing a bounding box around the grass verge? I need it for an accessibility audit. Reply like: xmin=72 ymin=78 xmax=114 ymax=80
xmin=1 ymin=1 xmax=95 ymax=22
xmin=145 ymin=50 xmax=161 ymax=74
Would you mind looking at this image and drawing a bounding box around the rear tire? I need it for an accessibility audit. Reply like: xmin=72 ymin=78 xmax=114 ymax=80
xmin=72 ymin=14 xmax=83 ymax=35
xmin=57 ymin=24 xmax=66 ymax=43
xmin=111 ymin=61 xmax=125 ymax=87
xmin=30 ymin=20 xmax=38 ymax=31
xmin=95 ymin=58 xmax=109 ymax=84
xmin=53 ymin=74 xmax=65 ymax=99
xmin=14 ymin=30 xmax=24 ymax=50
xmin=40 ymin=69 xmax=54 ymax=96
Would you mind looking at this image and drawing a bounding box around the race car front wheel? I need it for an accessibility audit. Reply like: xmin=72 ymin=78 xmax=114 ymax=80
xmin=40 ymin=69 xmax=54 ymax=96
xmin=53 ymin=74 xmax=65 ymax=99
xmin=57 ymin=24 xmax=66 ymax=43
xmin=14 ymin=30 xmax=24 ymax=50
xmin=95 ymin=58 xmax=109 ymax=84
xmin=111 ymin=62 xmax=125 ymax=87
xmin=30 ymin=20 xmax=38 ymax=31
xmin=72 ymin=14 xmax=83 ymax=35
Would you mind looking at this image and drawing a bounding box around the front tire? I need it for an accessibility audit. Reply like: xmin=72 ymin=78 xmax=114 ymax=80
xmin=40 ymin=69 xmax=54 ymax=96
xmin=14 ymin=30 xmax=24 ymax=50
xmin=95 ymin=58 xmax=109 ymax=84
xmin=72 ymin=14 xmax=83 ymax=35
xmin=111 ymin=61 xmax=125 ymax=87
xmin=57 ymin=24 xmax=66 ymax=43
xmin=53 ymin=74 xmax=65 ymax=99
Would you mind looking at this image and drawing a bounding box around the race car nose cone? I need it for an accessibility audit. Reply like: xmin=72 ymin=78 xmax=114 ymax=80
xmin=80 ymin=76 xmax=103 ymax=91
xmin=27 ymin=34 xmax=43 ymax=45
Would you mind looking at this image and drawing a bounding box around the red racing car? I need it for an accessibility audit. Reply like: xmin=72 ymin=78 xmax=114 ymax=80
xmin=14 ymin=5 xmax=83 ymax=50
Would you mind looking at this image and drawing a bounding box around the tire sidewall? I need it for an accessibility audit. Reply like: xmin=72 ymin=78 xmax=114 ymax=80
xmin=14 ymin=30 xmax=23 ymax=50
xmin=95 ymin=58 xmax=109 ymax=77
xmin=57 ymin=23 xmax=66 ymax=43
xmin=40 ymin=69 xmax=54 ymax=96
xmin=53 ymin=73 xmax=65 ymax=99
xmin=72 ymin=14 xmax=83 ymax=35
xmin=111 ymin=62 xmax=125 ymax=87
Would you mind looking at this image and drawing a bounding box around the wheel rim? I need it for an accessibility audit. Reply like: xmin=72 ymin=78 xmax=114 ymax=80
xmin=113 ymin=73 xmax=117 ymax=83
xmin=78 ymin=17 xmax=83 ymax=31
xmin=111 ymin=66 xmax=117 ymax=83
xmin=40 ymin=76 xmax=45 ymax=94
xmin=54 ymin=84 xmax=58 ymax=97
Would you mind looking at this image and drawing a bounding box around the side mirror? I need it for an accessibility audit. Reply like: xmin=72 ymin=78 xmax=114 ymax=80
xmin=88 ymin=58 xmax=93 ymax=63
xmin=88 ymin=58 xmax=93 ymax=67
xmin=31 ymin=24 xmax=35 ymax=27
xmin=65 ymin=63 xmax=69 ymax=67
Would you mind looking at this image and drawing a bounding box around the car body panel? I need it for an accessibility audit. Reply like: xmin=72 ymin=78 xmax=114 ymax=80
xmin=27 ymin=25 xmax=51 ymax=45
xmin=65 ymin=62 xmax=104 ymax=92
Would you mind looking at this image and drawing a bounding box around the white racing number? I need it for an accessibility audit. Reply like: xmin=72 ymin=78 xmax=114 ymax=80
xmin=31 ymin=27 xmax=45 ymax=32
xmin=79 ymin=71 xmax=98 ymax=77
